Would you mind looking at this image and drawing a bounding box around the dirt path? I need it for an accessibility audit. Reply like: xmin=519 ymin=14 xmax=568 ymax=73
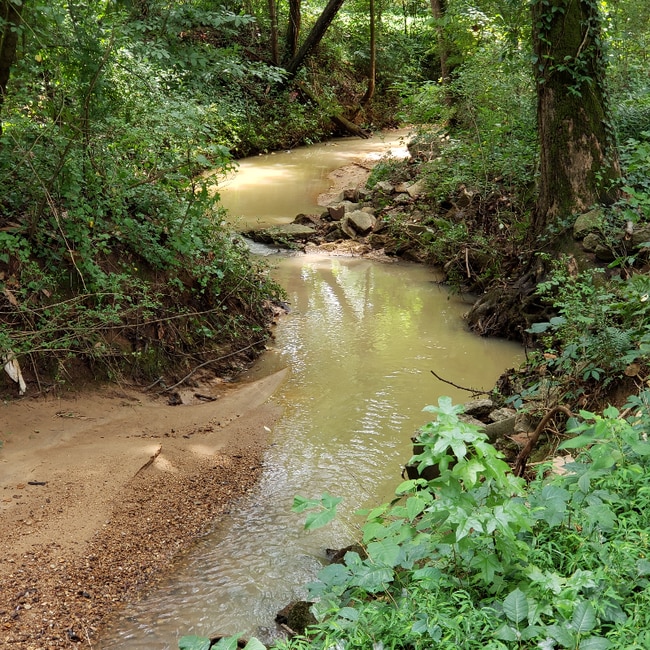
xmin=0 ymin=370 xmax=287 ymax=649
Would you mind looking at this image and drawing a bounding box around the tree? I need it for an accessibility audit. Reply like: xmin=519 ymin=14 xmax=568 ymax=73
xmin=0 ymin=0 xmax=23 ymax=135
xmin=284 ymin=0 xmax=301 ymax=62
xmin=531 ymin=0 xmax=620 ymax=235
xmin=284 ymin=0 xmax=346 ymax=79
xmin=466 ymin=0 xmax=622 ymax=337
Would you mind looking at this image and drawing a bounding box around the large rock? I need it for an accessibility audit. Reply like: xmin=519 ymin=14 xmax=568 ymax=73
xmin=631 ymin=224 xmax=650 ymax=249
xmin=248 ymin=223 xmax=316 ymax=245
xmin=344 ymin=210 xmax=377 ymax=236
xmin=463 ymin=399 xmax=495 ymax=419
xmin=573 ymin=208 xmax=604 ymax=239
xmin=376 ymin=180 xmax=395 ymax=194
xmin=327 ymin=200 xmax=359 ymax=221
xmin=406 ymin=179 xmax=427 ymax=199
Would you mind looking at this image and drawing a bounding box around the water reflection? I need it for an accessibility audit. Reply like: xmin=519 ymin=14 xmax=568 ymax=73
xmin=100 ymin=255 xmax=522 ymax=649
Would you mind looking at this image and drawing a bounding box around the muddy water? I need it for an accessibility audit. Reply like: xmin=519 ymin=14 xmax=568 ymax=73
xmin=209 ymin=130 xmax=410 ymax=230
xmin=100 ymin=139 xmax=523 ymax=649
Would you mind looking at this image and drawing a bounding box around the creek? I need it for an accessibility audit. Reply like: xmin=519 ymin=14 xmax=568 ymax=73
xmin=100 ymin=133 xmax=523 ymax=649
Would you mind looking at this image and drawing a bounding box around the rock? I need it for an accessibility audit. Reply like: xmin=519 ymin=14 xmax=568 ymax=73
xmin=407 ymin=137 xmax=441 ymax=161
xmin=293 ymin=213 xmax=321 ymax=226
xmin=631 ymin=224 xmax=650 ymax=249
xmin=573 ymin=208 xmax=604 ymax=239
xmin=339 ymin=188 xmax=360 ymax=202
xmin=394 ymin=193 xmax=412 ymax=205
xmin=324 ymin=225 xmax=344 ymax=242
xmin=327 ymin=203 xmax=346 ymax=221
xmin=357 ymin=187 xmax=372 ymax=201
xmin=376 ymin=180 xmax=395 ymax=194
xmin=458 ymin=414 xmax=487 ymax=428
xmin=488 ymin=407 xmax=516 ymax=422
xmin=328 ymin=200 xmax=359 ymax=221
xmin=582 ymin=232 xmax=601 ymax=252
xmin=463 ymin=399 xmax=495 ymax=420
xmin=326 ymin=544 xmax=367 ymax=563
xmin=248 ymin=224 xmax=316 ymax=246
xmin=405 ymin=223 xmax=432 ymax=236
xmin=276 ymin=601 xmax=317 ymax=636
xmin=594 ymin=242 xmax=616 ymax=261
xmin=345 ymin=210 xmax=377 ymax=236
xmin=406 ymin=179 xmax=426 ymax=199
xmin=484 ymin=417 xmax=516 ymax=443
xmin=340 ymin=219 xmax=357 ymax=239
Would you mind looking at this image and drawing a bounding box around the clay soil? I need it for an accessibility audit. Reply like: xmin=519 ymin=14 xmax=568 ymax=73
xmin=0 ymin=369 xmax=287 ymax=649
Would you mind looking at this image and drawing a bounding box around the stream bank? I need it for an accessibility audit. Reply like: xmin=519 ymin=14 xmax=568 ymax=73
xmin=0 ymin=372 xmax=286 ymax=649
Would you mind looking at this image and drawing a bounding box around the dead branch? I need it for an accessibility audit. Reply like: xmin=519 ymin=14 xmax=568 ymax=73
xmin=514 ymin=405 xmax=574 ymax=477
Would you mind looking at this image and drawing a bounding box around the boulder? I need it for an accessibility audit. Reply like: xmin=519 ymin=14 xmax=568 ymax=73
xmin=293 ymin=213 xmax=321 ymax=226
xmin=339 ymin=188 xmax=360 ymax=202
xmin=463 ymin=399 xmax=495 ymax=420
xmin=276 ymin=601 xmax=317 ymax=636
xmin=581 ymin=232 xmax=601 ymax=252
xmin=488 ymin=407 xmax=517 ymax=422
xmin=327 ymin=203 xmax=346 ymax=221
xmin=247 ymin=223 xmax=316 ymax=245
xmin=406 ymin=179 xmax=427 ymax=199
xmin=631 ymin=224 xmax=650 ymax=249
xmin=376 ymin=180 xmax=395 ymax=194
xmin=573 ymin=208 xmax=604 ymax=239
xmin=344 ymin=210 xmax=377 ymax=236
xmin=327 ymin=200 xmax=359 ymax=221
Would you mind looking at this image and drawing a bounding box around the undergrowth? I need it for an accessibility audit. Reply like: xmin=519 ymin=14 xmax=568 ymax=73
xmin=182 ymin=394 xmax=650 ymax=649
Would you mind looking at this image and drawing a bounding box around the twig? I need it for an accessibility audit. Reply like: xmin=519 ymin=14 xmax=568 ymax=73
xmin=430 ymin=369 xmax=490 ymax=396
xmin=514 ymin=405 xmax=574 ymax=477
xmin=159 ymin=339 xmax=266 ymax=393
xmin=464 ymin=247 xmax=471 ymax=278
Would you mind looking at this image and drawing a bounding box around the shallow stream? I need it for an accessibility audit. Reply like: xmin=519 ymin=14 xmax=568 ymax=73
xmin=100 ymin=134 xmax=523 ymax=649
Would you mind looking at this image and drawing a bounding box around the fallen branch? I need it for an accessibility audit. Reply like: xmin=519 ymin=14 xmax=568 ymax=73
xmin=514 ymin=405 xmax=574 ymax=477
xmin=430 ymin=369 xmax=490 ymax=396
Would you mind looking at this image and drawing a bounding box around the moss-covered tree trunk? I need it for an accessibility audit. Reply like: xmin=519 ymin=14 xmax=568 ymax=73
xmin=466 ymin=0 xmax=621 ymax=338
xmin=532 ymin=0 xmax=620 ymax=235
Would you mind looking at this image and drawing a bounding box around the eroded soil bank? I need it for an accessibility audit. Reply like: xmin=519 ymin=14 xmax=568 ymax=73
xmin=0 ymin=370 xmax=286 ymax=649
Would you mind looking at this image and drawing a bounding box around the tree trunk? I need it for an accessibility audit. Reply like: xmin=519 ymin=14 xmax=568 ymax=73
xmin=284 ymin=0 xmax=301 ymax=63
xmin=283 ymin=0 xmax=346 ymax=80
xmin=267 ymin=0 xmax=279 ymax=65
xmin=359 ymin=0 xmax=375 ymax=107
xmin=429 ymin=0 xmax=450 ymax=87
xmin=466 ymin=0 xmax=622 ymax=339
xmin=0 ymin=0 xmax=23 ymax=135
xmin=532 ymin=0 xmax=620 ymax=235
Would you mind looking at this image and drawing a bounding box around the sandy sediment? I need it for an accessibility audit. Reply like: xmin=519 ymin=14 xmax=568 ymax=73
xmin=0 ymin=370 xmax=286 ymax=649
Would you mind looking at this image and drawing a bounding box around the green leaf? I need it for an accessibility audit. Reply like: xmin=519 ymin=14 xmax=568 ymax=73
xmin=350 ymin=564 xmax=393 ymax=592
xmin=211 ymin=636 xmax=240 ymax=650
xmin=242 ymin=640 xmax=267 ymax=650
xmin=571 ymin=600 xmax=596 ymax=633
xmin=579 ymin=637 xmax=611 ymax=650
xmin=494 ymin=623 xmax=519 ymax=641
xmin=546 ymin=623 xmax=576 ymax=647
xmin=178 ymin=636 xmax=211 ymax=650
xmin=406 ymin=495 xmax=427 ymax=521
xmin=367 ymin=539 xmax=402 ymax=567
xmin=337 ymin=607 xmax=360 ymax=621
xmin=503 ymin=588 xmax=528 ymax=624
